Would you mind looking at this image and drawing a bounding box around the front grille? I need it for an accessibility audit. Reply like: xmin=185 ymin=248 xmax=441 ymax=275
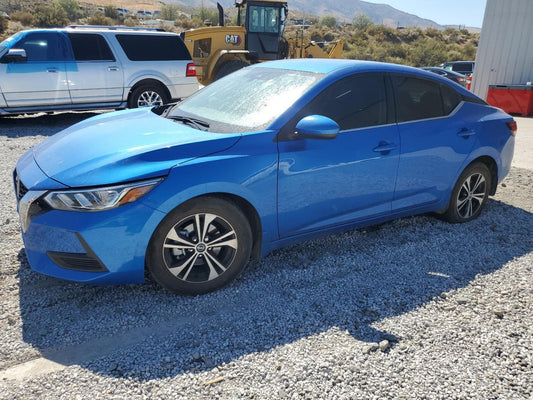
xmin=13 ymin=170 xmax=28 ymax=202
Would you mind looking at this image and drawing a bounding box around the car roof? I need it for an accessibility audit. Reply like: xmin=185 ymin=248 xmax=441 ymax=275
xmin=422 ymin=67 xmax=466 ymax=76
xmin=17 ymin=27 xmax=178 ymax=35
xmin=252 ymin=58 xmax=427 ymax=76
xmin=253 ymin=59 xmax=476 ymax=99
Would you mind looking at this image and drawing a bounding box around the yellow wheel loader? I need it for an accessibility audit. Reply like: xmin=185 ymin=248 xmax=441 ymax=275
xmin=181 ymin=0 xmax=343 ymax=85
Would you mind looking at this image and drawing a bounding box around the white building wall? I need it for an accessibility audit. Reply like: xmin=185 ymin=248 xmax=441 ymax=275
xmin=472 ymin=0 xmax=533 ymax=100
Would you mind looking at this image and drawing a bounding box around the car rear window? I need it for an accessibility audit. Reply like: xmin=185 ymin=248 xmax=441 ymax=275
xmin=116 ymin=34 xmax=190 ymax=61
xmin=453 ymin=62 xmax=473 ymax=71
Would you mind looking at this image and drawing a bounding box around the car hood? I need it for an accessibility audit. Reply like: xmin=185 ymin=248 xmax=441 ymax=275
xmin=33 ymin=108 xmax=241 ymax=187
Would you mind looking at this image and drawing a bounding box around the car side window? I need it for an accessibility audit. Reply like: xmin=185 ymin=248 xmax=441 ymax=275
xmin=116 ymin=34 xmax=190 ymax=61
xmin=68 ymin=33 xmax=115 ymax=61
xmin=294 ymin=73 xmax=388 ymax=131
xmin=392 ymin=75 xmax=446 ymax=122
xmin=14 ymin=32 xmax=66 ymax=62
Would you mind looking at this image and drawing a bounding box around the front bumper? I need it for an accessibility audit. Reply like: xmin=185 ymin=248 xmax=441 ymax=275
xmin=15 ymin=164 xmax=166 ymax=285
xmin=18 ymin=197 xmax=165 ymax=285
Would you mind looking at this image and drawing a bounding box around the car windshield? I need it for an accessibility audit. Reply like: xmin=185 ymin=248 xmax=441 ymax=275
xmin=0 ymin=31 xmax=24 ymax=53
xmin=169 ymin=66 xmax=324 ymax=133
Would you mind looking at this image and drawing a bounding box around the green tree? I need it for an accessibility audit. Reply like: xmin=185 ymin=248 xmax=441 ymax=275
xmin=55 ymin=0 xmax=80 ymax=22
xmin=34 ymin=3 xmax=69 ymax=27
xmin=161 ymin=4 xmax=179 ymax=21
xmin=104 ymin=6 xmax=119 ymax=19
xmin=352 ymin=14 xmax=373 ymax=30
xmin=197 ymin=7 xmax=218 ymax=26
xmin=320 ymin=15 xmax=337 ymax=29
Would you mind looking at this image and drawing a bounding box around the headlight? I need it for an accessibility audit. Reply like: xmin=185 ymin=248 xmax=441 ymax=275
xmin=43 ymin=178 xmax=163 ymax=212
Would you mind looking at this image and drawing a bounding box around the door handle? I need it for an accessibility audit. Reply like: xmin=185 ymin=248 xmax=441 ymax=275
xmin=47 ymin=68 xmax=58 ymax=73
xmin=457 ymin=128 xmax=476 ymax=138
xmin=108 ymin=66 xmax=120 ymax=72
xmin=373 ymin=142 xmax=398 ymax=154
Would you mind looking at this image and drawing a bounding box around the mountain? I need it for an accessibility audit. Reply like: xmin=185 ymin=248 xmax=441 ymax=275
xmin=161 ymin=0 xmax=444 ymax=29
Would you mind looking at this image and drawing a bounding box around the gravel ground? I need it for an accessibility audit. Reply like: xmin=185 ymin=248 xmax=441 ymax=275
xmin=0 ymin=112 xmax=532 ymax=400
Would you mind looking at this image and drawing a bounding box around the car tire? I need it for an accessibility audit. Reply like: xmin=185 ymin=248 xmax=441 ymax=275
xmin=215 ymin=60 xmax=249 ymax=80
xmin=128 ymin=84 xmax=170 ymax=108
xmin=146 ymin=197 xmax=253 ymax=295
xmin=443 ymin=162 xmax=491 ymax=223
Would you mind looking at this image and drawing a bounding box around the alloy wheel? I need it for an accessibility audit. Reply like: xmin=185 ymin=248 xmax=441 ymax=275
xmin=162 ymin=213 xmax=238 ymax=283
xmin=456 ymin=173 xmax=487 ymax=219
xmin=137 ymin=91 xmax=164 ymax=107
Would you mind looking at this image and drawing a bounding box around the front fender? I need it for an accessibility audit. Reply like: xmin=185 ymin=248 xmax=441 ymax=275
xmin=140 ymin=130 xmax=280 ymax=246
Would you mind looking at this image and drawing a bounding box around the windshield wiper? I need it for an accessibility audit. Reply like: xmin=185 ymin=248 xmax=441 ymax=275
xmin=168 ymin=115 xmax=210 ymax=131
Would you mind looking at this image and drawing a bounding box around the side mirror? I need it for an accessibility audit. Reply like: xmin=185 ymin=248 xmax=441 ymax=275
xmin=294 ymin=115 xmax=339 ymax=140
xmin=1 ymin=48 xmax=27 ymax=63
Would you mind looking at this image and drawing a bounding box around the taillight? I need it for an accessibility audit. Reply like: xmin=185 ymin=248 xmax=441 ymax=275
xmin=506 ymin=121 xmax=517 ymax=136
xmin=186 ymin=62 xmax=196 ymax=77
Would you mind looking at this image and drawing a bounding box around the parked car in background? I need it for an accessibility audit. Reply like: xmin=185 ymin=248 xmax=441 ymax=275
xmin=441 ymin=61 xmax=475 ymax=76
xmin=115 ymin=7 xmax=129 ymax=16
xmin=14 ymin=59 xmax=515 ymax=295
xmin=0 ymin=26 xmax=199 ymax=115
xmin=421 ymin=67 xmax=468 ymax=87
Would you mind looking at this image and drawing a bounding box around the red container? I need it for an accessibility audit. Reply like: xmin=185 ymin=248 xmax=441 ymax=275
xmin=487 ymin=85 xmax=533 ymax=117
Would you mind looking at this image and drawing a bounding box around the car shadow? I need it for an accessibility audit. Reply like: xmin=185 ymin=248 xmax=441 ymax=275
xmin=15 ymin=197 xmax=533 ymax=380
xmin=0 ymin=111 xmax=110 ymax=138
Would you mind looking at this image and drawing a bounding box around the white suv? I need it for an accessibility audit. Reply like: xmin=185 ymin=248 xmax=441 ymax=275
xmin=0 ymin=26 xmax=199 ymax=115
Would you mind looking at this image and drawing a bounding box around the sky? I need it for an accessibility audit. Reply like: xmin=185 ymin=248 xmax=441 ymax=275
xmin=364 ymin=0 xmax=487 ymax=28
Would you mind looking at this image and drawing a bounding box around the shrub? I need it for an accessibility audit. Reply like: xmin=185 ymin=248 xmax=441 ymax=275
xmin=124 ymin=17 xmax=138 ymax=27
xmin=320 ymin=15 xmax=337 ymax=29
xmin=55 ymin=0 xmax=80 ymax=22
xmin=87 ymin=12 xmax=113 ymax=26
xmin=10 ymin=10 xmax=34 ymax=26
xmin=310 ymin=30 xmax=324 ymax=42
xmin=175 ymin=16 xmax=197 ymax=30
xmin=161 ymin=4 xmax=179 ymax=21
xmin=104 ymin=6 xmax=119 ymax=19
xmin=0 ymin=16 xmax=7 ymax=34
xmin=353 ymin=14 xmax=373 ymax=30
xmin=324 ymin=32 xmax=334 ymax=42
xmin=196 ymin=7 xmax=218 ymax=26
xmin=33 ymin=4 xmax=69 ymax=27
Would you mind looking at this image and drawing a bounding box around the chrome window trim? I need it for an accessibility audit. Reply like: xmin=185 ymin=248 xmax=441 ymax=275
xmin=395 ymin=100 xmax=464 ymax=126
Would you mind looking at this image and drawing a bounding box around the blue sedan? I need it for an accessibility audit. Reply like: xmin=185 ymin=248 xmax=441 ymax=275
xmin=14 ymin=59 xmax=516 ymax=295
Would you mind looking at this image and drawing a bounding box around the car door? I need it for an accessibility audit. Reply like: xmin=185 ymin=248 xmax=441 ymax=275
xmin=0 ymin=31 xmax=70 ymax=107
xmin=391 ymin=74 xmax=477 ymax=211
xmin=65 ymin=33 xmax=124 ymax=104
xmin=277 ymin=73 xmax=400 ymax=237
